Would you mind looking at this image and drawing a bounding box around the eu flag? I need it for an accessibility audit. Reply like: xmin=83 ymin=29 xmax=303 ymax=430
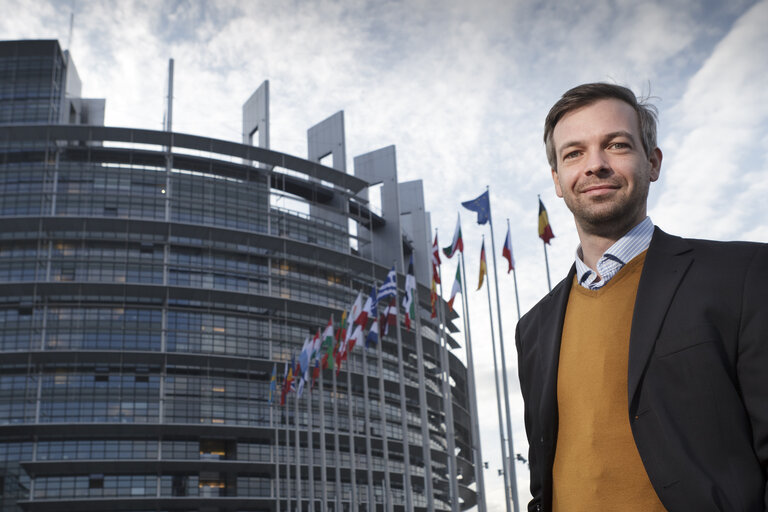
xmin=462 ymin=190 xmax=490 ymax=225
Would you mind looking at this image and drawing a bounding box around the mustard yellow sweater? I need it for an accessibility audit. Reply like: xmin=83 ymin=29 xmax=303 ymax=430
xmin=553 ymin=252 xmax=665 ymax=511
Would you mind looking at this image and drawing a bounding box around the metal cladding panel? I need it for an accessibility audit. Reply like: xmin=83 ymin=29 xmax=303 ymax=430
xmin=307 ymin=111 xmax=346 ymax=172
xmin=307 ymin=111 xmax=349 ymax=234
xmin=399 ymin=179 xmax=431 ymax=287
xmin=242 ymin=80 xmax=270 ymax=149
xmin=0 ymin=125 xmax=369 ymax=194
xmin=353 ymin=145 xmax=403 ymax=272
xmin=0 ymin=39 xmax=62 ymax=58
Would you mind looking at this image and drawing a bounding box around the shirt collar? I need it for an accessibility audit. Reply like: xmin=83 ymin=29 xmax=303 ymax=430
xmin=575 ymin=217 xmax=655 ymax=289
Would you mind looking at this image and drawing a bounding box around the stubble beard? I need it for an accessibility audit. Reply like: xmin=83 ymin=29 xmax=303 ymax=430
xmin=565 ymin=183 xmax=650 ymax=240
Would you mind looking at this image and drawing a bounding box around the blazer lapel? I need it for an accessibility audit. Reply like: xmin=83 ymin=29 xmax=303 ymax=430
xmin=627 ymin=228 xmax=693 ymax=405
xmin=539 ymin=266 xmax=575 ymax=435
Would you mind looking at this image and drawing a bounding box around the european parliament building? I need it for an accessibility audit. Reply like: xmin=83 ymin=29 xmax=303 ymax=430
xmin=0 ymin=40 xmax=484 ymax=512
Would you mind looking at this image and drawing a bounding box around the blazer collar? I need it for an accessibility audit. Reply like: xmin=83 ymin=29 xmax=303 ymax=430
xmin=539 ymin=265 xmax=576 ymax=434
xmin=627 ymin=227 xmax=694 ymax=406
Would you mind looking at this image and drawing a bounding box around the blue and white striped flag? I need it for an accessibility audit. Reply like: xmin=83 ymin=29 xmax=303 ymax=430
xmin=377 ymin=266 xmax=397 ymax=300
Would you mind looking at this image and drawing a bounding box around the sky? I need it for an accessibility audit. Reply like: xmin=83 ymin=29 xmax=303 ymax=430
xmin=2 ymin=0 xmax=767 ymax=509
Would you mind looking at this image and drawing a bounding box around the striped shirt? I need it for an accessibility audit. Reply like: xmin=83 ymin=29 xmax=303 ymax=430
xmin=575 ymin=217 xmax=654 ymax=290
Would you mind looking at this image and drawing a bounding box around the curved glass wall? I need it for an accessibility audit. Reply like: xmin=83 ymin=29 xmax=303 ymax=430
xmin=0 ymin=126 xmax=478 ymax=512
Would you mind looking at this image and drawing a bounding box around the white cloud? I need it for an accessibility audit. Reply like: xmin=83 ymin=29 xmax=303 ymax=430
xmin=652 ymin=0 xmax=768 ymax=241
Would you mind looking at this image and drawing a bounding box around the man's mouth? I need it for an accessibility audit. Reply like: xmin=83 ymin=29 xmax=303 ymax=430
xmin=580 ymin=183 xmax=620 ymax=195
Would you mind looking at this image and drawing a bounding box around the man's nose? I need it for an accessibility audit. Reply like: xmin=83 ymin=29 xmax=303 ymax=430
xmin=584 ymin=150 xmax=610 ymax=175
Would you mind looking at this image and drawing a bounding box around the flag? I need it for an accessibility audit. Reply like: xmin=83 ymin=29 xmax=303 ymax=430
xmin=310 ymin=328 xmax=322 ymax=360
xmin=311 ymin=357 xmax=321 ymax=389
xmin=381 ymin=298 xmax=397 ymax=336
xmin=335 ymin=341 xmax=343 ymax=375
xmin=430 ymin=276 xmax=438 ymax=319
xmin=297 ymin=337 xmax=312 ymax=399
xmin=348 ymin=324 xmax=363 ymax=354
xmin=337 ymin=310 xmax=348 ymax=345
xmin=279 ymin=362 xmax=288 ymax=406
xmin=268 ymin=363 xmax=277 ymax=404
xmin=280 ymin=361 xmax=293 ymax=406
xmin=288 ymin=353 xmax=297 ymax=392
xmin=503 ymin=225 xmax=515 ymax=273
xmin=462 ymin=190 xmax=490 ymax=225
xmin=335 ymin=310 xmax=349 ymax=373
xmin=345 ymin=292 xmax=364 ymax=342
xmin=538 ymin=198 xmax=555 ymax=244
xmin=298 ymin=335 xmax=312 ymax=375
xmin=443 ymin=216 xmax=464 ymax=258
xmin=477 ymin=239 xmax=488 ymax=291
xmin=431 ymin=234 xmax=441 ymax=284
xmin=365 ymin=318 xmax=380 ymax=348
xmin=377 ymin=266 xmax=397 ymax=301
xmin=403 ymin=255 xmax=416 ymax=329
xmin=356 ymin=285 xmax=377 ymax=327
xmin=447 ymin=264 xmax=462 ymax=311
xmin=321 ymin=316 xmax=335 ymax=370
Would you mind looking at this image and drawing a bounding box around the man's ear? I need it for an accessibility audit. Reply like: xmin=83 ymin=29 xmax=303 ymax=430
xmin=551 ymin=168 xmax=564 ymax=198
xmin=649 ymin=147 xmax=662 ymax=182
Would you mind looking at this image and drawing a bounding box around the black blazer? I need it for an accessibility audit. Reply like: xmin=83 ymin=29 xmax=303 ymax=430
xmin=515 ymin=228 xmax=768 ymax=512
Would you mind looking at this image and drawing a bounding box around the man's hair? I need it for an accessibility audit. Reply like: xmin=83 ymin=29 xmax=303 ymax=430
xmin=544 ymin=83 xmax=658 ymax=170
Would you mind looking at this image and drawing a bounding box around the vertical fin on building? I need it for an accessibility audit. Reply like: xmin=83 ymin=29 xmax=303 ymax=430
xmin=242 ymin=80 xmax=270 ymax=149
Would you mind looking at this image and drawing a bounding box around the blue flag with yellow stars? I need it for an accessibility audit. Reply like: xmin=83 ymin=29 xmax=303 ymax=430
xmin=462 ymin=190 xmax=490 ymax=225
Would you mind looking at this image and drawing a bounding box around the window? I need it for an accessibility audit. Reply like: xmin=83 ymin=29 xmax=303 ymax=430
xmin=88 ymin=474 xmax=104 ymax=489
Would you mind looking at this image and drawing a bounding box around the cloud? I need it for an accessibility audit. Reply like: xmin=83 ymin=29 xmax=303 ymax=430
xmin=652 ymin=0 xmax=768 ymax=241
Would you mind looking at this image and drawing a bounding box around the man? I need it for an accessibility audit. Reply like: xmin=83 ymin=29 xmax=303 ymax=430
xmin=515 ymin=83 xmax=768 ymax=511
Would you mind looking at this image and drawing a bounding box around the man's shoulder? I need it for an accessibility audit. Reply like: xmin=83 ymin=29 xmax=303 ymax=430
xmin=518 ymin=268 xmax=573 ymax=336
xmin=650 ymin=228 xmax=766 ymax=261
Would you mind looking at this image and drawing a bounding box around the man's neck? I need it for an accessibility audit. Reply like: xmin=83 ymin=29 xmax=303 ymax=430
xmin=577 ymin=233 xmax=616 ymax=273
xmin=576 ymin=217 xmax=647 ymax=272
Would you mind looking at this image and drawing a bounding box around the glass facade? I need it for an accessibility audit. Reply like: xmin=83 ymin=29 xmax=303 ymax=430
xmin=0 ymin=40 xmax=479 ymax=512
xmin=0 ymin=41 xmax=65 ymax=125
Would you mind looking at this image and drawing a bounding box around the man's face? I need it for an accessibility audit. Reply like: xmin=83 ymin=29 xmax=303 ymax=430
xmin=550 ymin=98 xmax=662 ymax=238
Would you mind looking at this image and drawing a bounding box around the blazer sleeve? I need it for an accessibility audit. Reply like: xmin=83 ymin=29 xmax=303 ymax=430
xmin=516 ymin=319 xmax=543 ymax=512
xmin=736 ymin=243 xmax=768 ymax=507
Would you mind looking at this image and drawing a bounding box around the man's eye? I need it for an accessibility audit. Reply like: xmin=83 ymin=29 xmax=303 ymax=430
xmin=563 ymin=151 xmax=580 ymax=160
xmin=610 ymin=142 xmax=629 ymax=149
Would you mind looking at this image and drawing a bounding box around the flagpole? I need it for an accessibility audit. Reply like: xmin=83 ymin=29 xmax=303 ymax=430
xmin=372 ymin=265 xmax=393 ymax=512
xmin=435 ymin=241 xmax=459 ymax=512
xmin=393 ymin=260 xmax=414 ymax=512
xmin=318 ymin=370 xmax=329 ymax=510
xmin=482 ymin=235 xmax=512 ymax=512
xmin=332 ymin=363 xmax=342 ymax=510
xmin=285 ymin=402 xmax=292 ymax=512
xmin=361 ymin=338 xmax=375 ymax=512
xmin=539 ymin=195 xmax=552 ymax=292
xmin=365 ymin=206 xmax=392 ymax=511
xmin=346 ymin=355 xmax=358 ymax=510
xmin=362 ymin=205 xmax=376 ymax=512
xmin=377 ymin=318 xmax=393 ymax=512
xmin=294 ymin=386 xmax=302 ymax=511
xmin=307 ymin=373 xmax=316 ymax=512
xmin=543 ymin=242 xmax=552 ymax=292
xmin=363 ymin=202 xmax=378 ymax=512
xmin=486 ymin=190 xmax=520 ymax=512
xmin=508 ymin=218 xmax=522 ymax=321
xmin=273 ymin=391 xmax=281 ymax=512
xmin=412 ymin=253 xmax=435 ymax=512
xmin=457 ymin=249 xmax=487 ymax=512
